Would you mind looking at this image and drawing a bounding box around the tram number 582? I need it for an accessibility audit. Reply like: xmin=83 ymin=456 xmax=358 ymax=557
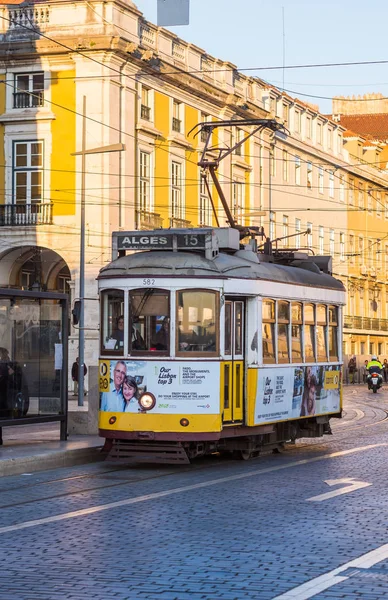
xmin=142 ymin=278 xmax=155 ymax=286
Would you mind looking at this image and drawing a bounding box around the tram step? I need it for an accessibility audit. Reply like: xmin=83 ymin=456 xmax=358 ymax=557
xmin=106 ymin=441 xmax=190 ymax=464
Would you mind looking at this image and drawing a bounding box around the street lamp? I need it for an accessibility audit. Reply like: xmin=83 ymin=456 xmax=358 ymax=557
xmin=71 ymin=96 xmax=125 ymax=406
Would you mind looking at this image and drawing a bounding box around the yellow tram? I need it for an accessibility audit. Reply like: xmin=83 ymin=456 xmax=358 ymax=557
xmin=98 ymin=227 xmax=345 ymax=463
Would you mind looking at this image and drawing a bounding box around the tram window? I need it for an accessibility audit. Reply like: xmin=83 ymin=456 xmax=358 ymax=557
xmin=277 ymin=301 xmax=290 ymax=362
xmin=177 ymin=290 xmax=218 ymax=355
xmin=328 ymin=305 xmax=339 ymax=361
xmin=224 ymin=302 xmax=232 ymax=355
xmin=291 ymin=302 xmax=302 ymax=361
xmin=317 ymin=304 xmax=327 ymax=361
xmin=235 ymin=302 xmax=243 ymax=355
xmin=262 ymin=299 xmax=275 ymax=363
xmin=101 ymin=289 xmax=124 ymax=355
xmin=129 ymin=289 xmax=170 ymax=354
xmin=304 ymin=303 xmax=315 ymax=361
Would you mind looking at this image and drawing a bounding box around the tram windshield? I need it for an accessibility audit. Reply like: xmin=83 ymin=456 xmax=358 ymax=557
xmin=129 ymin=289 xmax=170 ymax=354
xmin=177 ymin=290 xmax=218 ymax=355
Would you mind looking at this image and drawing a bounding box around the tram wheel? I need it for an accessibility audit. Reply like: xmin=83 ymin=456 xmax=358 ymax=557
xmin=239 ymin=449 xmax=260 ymax=460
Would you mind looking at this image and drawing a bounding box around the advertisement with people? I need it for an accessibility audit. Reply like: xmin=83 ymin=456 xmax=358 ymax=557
xmin=254 ymin=365 xmax=340 ymax=425
xmin=99 ymin=359 xmax=220 ymax=414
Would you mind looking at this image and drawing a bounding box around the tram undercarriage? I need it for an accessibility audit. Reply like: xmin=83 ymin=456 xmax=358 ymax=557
xmin=103 ymin=415 xmax=337 ymax=464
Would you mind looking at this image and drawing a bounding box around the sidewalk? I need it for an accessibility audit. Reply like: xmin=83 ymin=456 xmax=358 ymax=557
xmin=0 ymin=399 xmax=104 ymax=477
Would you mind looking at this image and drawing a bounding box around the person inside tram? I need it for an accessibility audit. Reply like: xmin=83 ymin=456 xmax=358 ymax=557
xmin=153 ymin=317 xmax=169 ymax=351
xmin=112 ymin=315 xmax=124 ymax=350
xmin=131 ymin=317 xmax=145 ymax=350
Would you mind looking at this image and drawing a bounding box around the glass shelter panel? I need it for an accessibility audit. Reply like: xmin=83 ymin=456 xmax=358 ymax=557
xmin=129 ymin=289 xmax=170 ymax=354
xmin=101 ymin=290 xmax=124 ymax=354
xmin=177 ymin=290 xmax=218 ymax=354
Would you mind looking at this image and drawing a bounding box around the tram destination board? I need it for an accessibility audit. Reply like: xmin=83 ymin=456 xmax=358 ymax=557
xmin=115 ymin=231 xmax=208 ymax=251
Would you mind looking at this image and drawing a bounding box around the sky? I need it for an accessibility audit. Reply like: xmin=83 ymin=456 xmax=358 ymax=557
xmin=134 ymin=0 xmax=388 ymax=115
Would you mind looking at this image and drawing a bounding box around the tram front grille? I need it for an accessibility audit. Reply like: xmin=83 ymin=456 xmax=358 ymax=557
xmin=107 ymin=440 xmax=190 ymax=464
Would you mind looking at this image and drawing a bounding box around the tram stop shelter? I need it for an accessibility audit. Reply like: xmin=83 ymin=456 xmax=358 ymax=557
xmin=0 ymin=289 xmax=68 ymax=442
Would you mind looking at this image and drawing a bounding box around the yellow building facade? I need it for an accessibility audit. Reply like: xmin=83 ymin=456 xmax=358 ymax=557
xmin=0 ymin=0 xmax=387 ymax=377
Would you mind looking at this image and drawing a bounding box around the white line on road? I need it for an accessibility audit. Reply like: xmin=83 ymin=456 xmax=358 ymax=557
xmin=0 ymin=442 xmax=386 ymax=535
xmin=306 ymin=477 xmax=372 ymax=502
xmin=271 ymin=543 xmax=388 ymax=600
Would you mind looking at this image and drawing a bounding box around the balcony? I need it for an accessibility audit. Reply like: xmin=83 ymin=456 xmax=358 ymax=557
xmin=172 ymin=118 xmax=181 ymax=133
xmin=170 ymin=217 xmax=191 ymax=228
xmin=136 ymin=209 xmax=163 ymax=230
xmin=0 ymin=203 xmax=53 ymax=226
xmin=344 ymin=314 xmax=388 ymax=332
xmin=13 ymin=91 xmax=44 ymax=109
xmin=140 ymin=104 xmax=151 ymax=121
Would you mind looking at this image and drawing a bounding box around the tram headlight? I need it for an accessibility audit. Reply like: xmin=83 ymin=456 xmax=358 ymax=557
xmin=139 ymin=392 xmax=156 ymax=411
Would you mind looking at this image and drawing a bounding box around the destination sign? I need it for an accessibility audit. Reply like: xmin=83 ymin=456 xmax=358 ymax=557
xmin=116 ymin=232 xmax=208 ymax=251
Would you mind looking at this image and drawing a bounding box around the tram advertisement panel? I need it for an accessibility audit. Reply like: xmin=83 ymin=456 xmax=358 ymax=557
xmin=99 ymin=360 xmax=220 ymax=414
xmin=254 ymin=366 xmax=340 ymax=425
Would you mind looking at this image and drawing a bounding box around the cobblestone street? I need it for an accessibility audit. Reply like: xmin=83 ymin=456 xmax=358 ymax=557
xmin=1 ymin=385 xmax=388 ymax=600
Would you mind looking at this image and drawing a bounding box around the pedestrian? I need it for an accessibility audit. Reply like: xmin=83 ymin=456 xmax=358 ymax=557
xmin=383 ymin=358 xmax=388 ymax=383
xmin=362 ymin=359 xmax=369 ymax=384
xmin=348 ymin=355 xmax=357 ymax=384
xmin=71 ymin=357 xmax=87 ymax=396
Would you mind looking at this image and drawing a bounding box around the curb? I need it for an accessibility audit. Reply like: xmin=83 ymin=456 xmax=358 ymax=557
xmin=0 ymin=445 xmax=104 ymax=477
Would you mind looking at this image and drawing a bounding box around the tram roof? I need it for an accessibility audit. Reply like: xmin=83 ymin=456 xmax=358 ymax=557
xmin=98 ymin=249 xmax=345 ymax=291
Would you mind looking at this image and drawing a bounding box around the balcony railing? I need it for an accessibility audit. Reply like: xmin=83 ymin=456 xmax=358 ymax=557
xmin=136 ymin=209 xmax=163 ymax=230
xmin=0 ymin=203 xmax=53 ymax=226
xmin=344 ymin=314 xmax=388 ymax=332
xmin=140 ymin=104 xmax=151 ymax=121
xmin=13 ymin=91 xmax=44 ymax=109
xmin=169 ymin=217 xmax=191 ymax=228
xmin=172 ymin=117 xmax=181 ymax=133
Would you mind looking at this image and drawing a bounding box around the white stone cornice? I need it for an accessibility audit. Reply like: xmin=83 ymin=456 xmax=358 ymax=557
xmin=0 ymin=110 xmax=56 ymax=124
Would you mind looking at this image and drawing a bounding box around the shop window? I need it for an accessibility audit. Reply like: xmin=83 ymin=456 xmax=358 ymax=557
xmin=177 ymin=290 xmax=218 ymax=355
xmin=262 ymin=299 xmax=275 ymax=363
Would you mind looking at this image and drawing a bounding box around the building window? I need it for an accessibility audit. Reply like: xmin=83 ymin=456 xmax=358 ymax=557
xmin=377 ymin=241 xmax=382 ymax=265
xmin=282 ymin=150 xmax=288 ymax=181
xmin=385 ymin=245 xmax=388 ymax=272
xmin=171 ymin=161 xmax=184 ymax=219
xmin=340 ymin=232 xmax=345 ymax=261
xmin=14 ymin=72 xmax=44 ymax=109
xmin=317 ymin=122 xmax=322 ymax=145
xmin=337 ymin=134 xmax=343 ymax=153
xmin=328 ymin=128 xmax=332 ymax=149
xmin=319 ymin=226 xmax=324 ymax=254
xmin=172 ymin=100 xmax=182 ymax=133
xmin=367 ymin=187 xmax=373 ymax=213
xmin=307 ymin=161 xmax=312 ymax=189
xmin=294 ymin=156 xmax=301 ymax=185
xmin=200 ymin=112 xmax=211 ymax=143
xmin=358 ymin=182 xmax=364 ymax=209
xmin=141 ymin=86 xmax=151 ymax=120
xmin=269 ymin=211 xmax=275 ymax=239
xmin=306 ymin=116 xmax=312 ymax=139
xmin=349 ymin=234 xmax=355 ymax=265
xmin=329 ymin=171 xmax=334 ymax=198
xmin=294 ymin=109 xmax=301 ymax=133
xmin=270 ymin=146 xmax=276 ymax=177
xmin=139 ymin=150 xmax=151 ymax=213
xmin=318 ymin=167 xmax=324 ymax=194
xmin=234 ymin=128 xmax=244 ymax=156
xmin=359 ymin=237 xmax=364 ymax=263
xmin=329 ymin=229 xmax=335 ymax=256
xmin=376 ymin=191 xmax=382 ymax=218
xmin=283 ymin=103 xmax=289 ymax=127
xmin=307 ymin=222 xmax=313 ymax=247
xmin=199 ymin=177 xmax=212 ymax=226
xmin=295 ymin=218 xmax=301 ymax=248
xmin=385 ymin=194 xmax=388 ymax=219
xmin=339 ymin=175 xmax=345 ymax=202
xmin=232 ymin=182 xmax=244 ymax=222
xmin=283 ymin=214 xmax=289 ymax=244
xmin=13 ymin=141 xmax=43 ymax=205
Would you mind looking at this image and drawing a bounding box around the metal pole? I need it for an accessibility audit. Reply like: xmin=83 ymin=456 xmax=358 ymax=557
xmin=78 ymin=96 xmax=86 ymax=407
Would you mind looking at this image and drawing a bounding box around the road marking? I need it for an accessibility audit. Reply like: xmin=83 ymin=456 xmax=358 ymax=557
xmin=271 ymin=543 xmax=388 ymax=600
xmin=0 ymin=442 xmax=386 ymax=535
xmin=306 ymin=477 xmax=372 ymax=502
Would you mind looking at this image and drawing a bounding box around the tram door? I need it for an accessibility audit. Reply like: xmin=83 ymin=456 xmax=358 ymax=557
xmin=222 ymin=299 xmax=244 ymax=423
